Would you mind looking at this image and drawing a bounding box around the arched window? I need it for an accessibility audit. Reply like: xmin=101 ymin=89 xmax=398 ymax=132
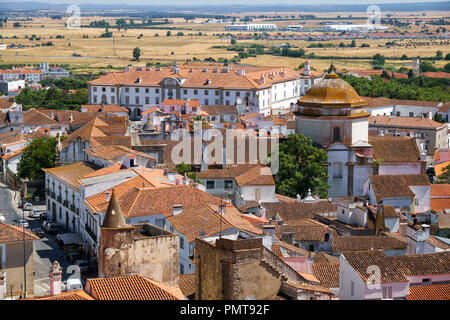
xmin=333 ymin=126 xmax=341 ymax=142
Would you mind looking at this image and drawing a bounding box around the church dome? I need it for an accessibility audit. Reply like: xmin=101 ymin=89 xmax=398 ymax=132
xmin=296 ymin=72 xmax=368 ymax=117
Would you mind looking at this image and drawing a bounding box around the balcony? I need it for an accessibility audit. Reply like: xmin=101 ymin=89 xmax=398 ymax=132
xmin=45 ymin=188 xmax=50 ymax=195
xmin=63 ymin=200 xmax=68 ymax=208
xmin=57 ymin=195 xmax=62 ymax=202
xmin=51 ymin=192 xmax=55 ymax=199
xmin=70 ymin=204 xmax=76 ymax=212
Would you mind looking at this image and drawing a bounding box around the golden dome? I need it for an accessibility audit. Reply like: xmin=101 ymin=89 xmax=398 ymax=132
xmin=298 ymin=72 xmax=368 ymax=110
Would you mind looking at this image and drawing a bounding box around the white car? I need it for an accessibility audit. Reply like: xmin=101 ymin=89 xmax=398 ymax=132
xmin=23 ymin=202 xmax=33 ymax=211
xmin=18 ymin=219 xmax=29 ymax=228
xmin=29 ymin=209 xmax=41 ymax=218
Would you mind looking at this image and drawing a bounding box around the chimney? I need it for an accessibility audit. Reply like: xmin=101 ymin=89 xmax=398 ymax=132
xmin=69 ymin=112 xmax=73 ymax=123
xmin=173 ymin=204 xmax=183 ymax=216
xmin=0 ymin=274 xmax=5 ymax=300
xmin=262 ymin=225 xmax=276 ymax=242
xmin=50 ymin=110 xmax=54 ymax=119
xmin=427 ymin=111 xmax=432 ymax=119
xmin=296 ymin=194 xmax=301 ymax=202
xmin=105 ymin=191 xmax=111 ymax=203
xmin=49 ymin=261 xmax=63 ymax=296
xmin=260 ymin=205 xmax=266 ymax=219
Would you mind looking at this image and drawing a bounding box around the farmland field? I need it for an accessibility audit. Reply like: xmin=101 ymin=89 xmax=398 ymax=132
xmin=0 ymin=13 xmax=449 ymax=73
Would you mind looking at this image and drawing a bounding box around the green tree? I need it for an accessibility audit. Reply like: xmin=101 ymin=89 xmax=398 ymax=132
xmin=436 ymin=50 xmax=443 ymax=60
xmin=18 ymin=136 xmax=57 ymax=180
xmin=133 ymin=47 xmax=141 ymax=61
xmin=445 ymin=53 xmax=450 ymax=60
xmin=350 ymin=39 xmax=356 ymax=47
xmin=437 ymin=164 xmax=450 ymax=184
xmin=166 ymin=30 xmax=171 ymax=37
xmin=175 ymin=162 xmax=200 ymax=183
xmin=373 ymin=53 xmax=386 ymax=66
xmin=271 ymin=134 xmax=329 ymax=198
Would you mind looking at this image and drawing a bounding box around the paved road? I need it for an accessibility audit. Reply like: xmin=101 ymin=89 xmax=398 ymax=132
xmin=0 ymin=179 xmax=73 ymax=297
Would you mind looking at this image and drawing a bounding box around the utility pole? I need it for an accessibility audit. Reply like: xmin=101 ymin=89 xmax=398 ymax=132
xmin=22 ymin=204 xmax=26 ymax=298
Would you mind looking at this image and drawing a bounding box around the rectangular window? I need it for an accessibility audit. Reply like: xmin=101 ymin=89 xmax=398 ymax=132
xmin=215 ymin=99 xmax=219 ymax=105
xmin=111 ymin=87 xmax=115 ymax=93
xmin=215 ymin=90 xmax=219 ymax=96
xmin=180 ymin=237 xmax=184 ymax=249
xmin=409 ymin=112 xmax=414 ymax=117
xmin=93 ymin=96 xmax=97 ymax=103
xmin=102 ymin=87 xmax=106 ymax=92
xmin=204 ymin=99 xmax=209 ymax=105
xmin=135 ymin=96 xmax=139 ymax=104
xmin=225 ymin=91 xmax=230 ymax=97
xmin=125 ymin=88 xmax=129 ymax=93
xmin=93 ymin=87 xmax=97 ymax=92
xmin=156 ymin=97 xmax=160 ymax=104
xmin=415 ymin=198 xmax=419 ymax=206
xmin=206 ymin=181 xmax=215 ymax=189
xmin=145 ymin=88 xmax=149 ymax=93
xmin=135 ymin=88 xmax=139 ymax=93
xmin=225 ymin=100 xmax=230 ymax=105
xmin=125 ymin=96 xmax=129 ymax=104
xmin=111 ymin=96 xmax=115 ymax=104
xmin=194 ymin=90 xmax=198 ymax=95
xmin=183 ymin=89 xmax=187 ymax=95
xmin=155 ymin=88 xmax=160 ymax=94
xmin=396 ymin=111 xmax=400 ymax=116
xmin=205 ymin=90 xmax=209 ymax=95
xmin=225 ymin=180 xmax=233 ymax=189
xmin=145 ymin=97 xmax=149 ymax=104
xmin=236 ymin=92 xmax=240 ymax=97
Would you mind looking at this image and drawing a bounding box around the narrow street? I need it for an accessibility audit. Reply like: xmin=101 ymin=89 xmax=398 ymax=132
xmin=0 ymin=179 xmax=72 ymax=297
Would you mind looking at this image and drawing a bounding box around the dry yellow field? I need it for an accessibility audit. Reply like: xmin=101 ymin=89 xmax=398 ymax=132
xmin=0 ymin=14 xmax=448 ymax=73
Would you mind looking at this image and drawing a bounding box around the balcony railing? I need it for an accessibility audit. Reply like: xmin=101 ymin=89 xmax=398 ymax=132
xmin=63 ymin=200 xmax=68 ymax=207
xmin=70 ymin=204 xmax=76 ymax=212
xmin=51 ymin=192 xmax=55 ymax=198
xmin=57 ymin=195 xmax=62 ymax=202
xmin=85 ymin=223 xmax=97 ymax=243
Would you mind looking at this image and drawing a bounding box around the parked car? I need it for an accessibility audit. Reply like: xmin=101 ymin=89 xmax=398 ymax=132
xmin=31 ymin=228 xmax=45 ymax=238
xmin=75 ymin=259 xmax=90 ymax=273
xmin=29 ymin=209 xmax=41 ymax=218
xmin=18 ymin=220 xmax=29 ymax=228
xmin=23 ymin=202 xmax=33 ymax=211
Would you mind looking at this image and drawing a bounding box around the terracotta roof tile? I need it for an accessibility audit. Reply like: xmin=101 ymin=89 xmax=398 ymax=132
xmin=390 ymin=251 xmax=450 ymax=276
xmin=43 ymin=162 xmax=95 ymax=190
xmin=88 ymin=66 xmax=300 ymax=90
xmin=262 ymin=201 xmax=337 ymax=222
xmin=167 ymin=203 xmax=234 ymax=243
xmin=24 ymin=290 xmax=94 ymax=300
xmin=86 ymin=274 xmax=185 ymax=300
xmin=369 ymin=136 xmax=421 ymax=162
xmin=407 ymin=283 xmax=450 ymax=300
xmin=278 ymin=219 xmax=332 ymax=242
xmin=342 ymin=250 xmax=408 ymax=283
xmin=369 ymin=174 xmax=430 ymax=199
xmin=332 ymin=235 xmax=406 ymax=253
xmin=179 ymin=273 xmax=197 ymax=298
xmin=312 ymin=263 xmax=340 ymax=288
xmin=369 ymin=115 xmax=446 ymax=129
xmin=0 ymin=222 xmax=40 ymax=243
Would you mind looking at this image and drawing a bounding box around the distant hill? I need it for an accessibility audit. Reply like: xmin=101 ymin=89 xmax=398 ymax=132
xmin=0 ymin=1 xmax=449 ymax=13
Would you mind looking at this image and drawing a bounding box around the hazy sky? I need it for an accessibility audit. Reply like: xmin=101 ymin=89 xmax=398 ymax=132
xmin=4 ymin=0 xmax=450 ymax=5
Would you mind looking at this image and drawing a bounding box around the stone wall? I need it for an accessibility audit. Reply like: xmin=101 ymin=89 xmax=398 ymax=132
xmin=98 ymin=225 xmax=179 ymax=286
xmin=195 ymin=238 xmax=282 ymax=300
xmin=5 ymin=241 xmax=34 ymax=298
